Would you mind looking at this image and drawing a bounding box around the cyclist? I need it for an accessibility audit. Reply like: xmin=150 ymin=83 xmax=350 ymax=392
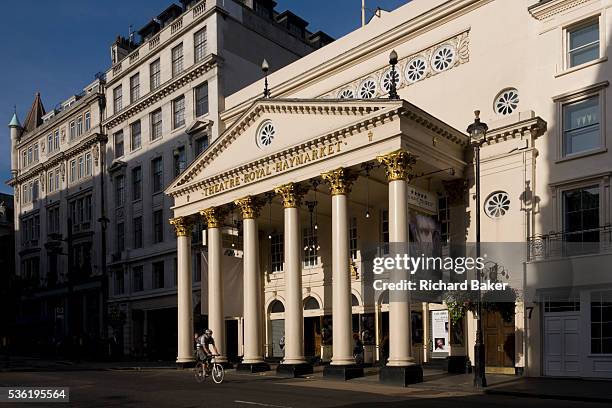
xmin=198 ymin=329 xmax=219 ymax=365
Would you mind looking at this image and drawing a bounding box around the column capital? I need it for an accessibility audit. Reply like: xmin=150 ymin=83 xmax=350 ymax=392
xmin=169 ymin=216 xmax=195 ymax=237
xmin=376 ymin=149 xmax=417 ymax=182
xmin=199 ymin=207 xmax=227 ymax=229
xmin=274 ymin=183 xmax=306 ymax=208
xmin=234 ymin=196 xmax=264 ymax=219
xmin=321 ymin=168 xmax=357 ymax=196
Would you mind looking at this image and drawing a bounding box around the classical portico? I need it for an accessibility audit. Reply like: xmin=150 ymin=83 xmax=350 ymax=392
xmin=166 ymin=98 xmax=468 ymax=381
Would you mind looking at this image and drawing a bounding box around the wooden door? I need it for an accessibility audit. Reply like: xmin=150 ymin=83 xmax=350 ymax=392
xmin=484 ymin=310 xmax=515 ymax=369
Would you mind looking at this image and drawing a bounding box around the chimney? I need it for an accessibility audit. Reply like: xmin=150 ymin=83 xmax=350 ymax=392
xmin=8 ymin=111 xmax=21 ymax=176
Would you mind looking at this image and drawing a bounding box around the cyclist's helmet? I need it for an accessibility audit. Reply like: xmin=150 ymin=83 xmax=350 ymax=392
xmin=204 ymin=329 xmax=213 ymax=337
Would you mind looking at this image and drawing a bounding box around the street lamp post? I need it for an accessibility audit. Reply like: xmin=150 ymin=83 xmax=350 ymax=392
xmin=388 ymin=50 xmax=399 ymax=100
xmin=467 ymin=110 xmax=488 ymax=388
xmin=262 ymin=59 xmax=270 ymax=98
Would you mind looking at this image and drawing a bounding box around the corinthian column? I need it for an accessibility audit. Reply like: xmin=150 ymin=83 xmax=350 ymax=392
xmin=274 ymin=183 xmax=313 ymax=377
xmin=200 ymin=206 xmax=228 ymax=364
xmin=321 ymin=168 xmax=363 ymax=380
xmin=170 ymin=216 xmax=195 ymax=366
xmin=377 ymin=149 xmax=423 ymax=385
xmin=234 ymin=196 xmax=270 ymax=372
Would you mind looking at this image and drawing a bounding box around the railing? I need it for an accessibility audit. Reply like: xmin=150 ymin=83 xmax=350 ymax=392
xmin=528 ymin=225 xmax=612 ymax=261
xmin=171 ymin=17 xmax=183 ymax=34
xmin=129 ymin=50 xmax=140 ymax=64
xmin=193 ymin=1 xmax=206 ymax=17
xmin=149 ymin=34 xmax=160 ymax=50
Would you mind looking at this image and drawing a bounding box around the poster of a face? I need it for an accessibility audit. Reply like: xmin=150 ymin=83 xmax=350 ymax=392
xmin=432 ymin=310 xmax=450 ymax=353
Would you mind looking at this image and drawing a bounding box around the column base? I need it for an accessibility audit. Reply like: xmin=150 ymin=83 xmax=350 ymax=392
xmin=277 ymin=363 xmax=313 ymax=378
xmin=237 ymin=362 xmax=270 ymax=373
xmin=175 ymin=360 xmax=196 ymax=369
xmin=323 ymin=364 xmax=364 ymax=381
xmin=379 ymin=365 xmax=423 ymax=387
xmin=444 ymin=356 xmax=468 ymax=374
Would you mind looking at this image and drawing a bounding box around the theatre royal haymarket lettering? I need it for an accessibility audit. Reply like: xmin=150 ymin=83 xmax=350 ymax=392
xmin=202 ymin=140 xmax=344 ymax=198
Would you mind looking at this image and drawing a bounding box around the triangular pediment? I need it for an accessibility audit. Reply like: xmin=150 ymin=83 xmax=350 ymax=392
xmin=166 ymin=98 xmax=407 ymax=196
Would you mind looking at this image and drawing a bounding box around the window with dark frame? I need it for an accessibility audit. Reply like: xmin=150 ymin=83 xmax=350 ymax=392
xmin=133 ymin=266 xmax=144 ymax=292
xmin=349 ymin=216 xmax=358 ymax=260
xmin=152 ymin=157 xmax=163 ymax=193
xmin=131 ymin=120 xmax=141 ymax=150
xmin=151 ymin=109 xmax=162 ymax=140
xmin=173 ymin=95 xmax=185 ymax=128
xmin=270 ymin=233 xmax=284 ymax=272
xmin=195 ymin=82 xmax=209 ymax=117
xmin=116 ymin=222 xmax=125 ymax=253
xmin=115 ymin=175 xmax=125 ymax=207
xmin=171 ymin=43 xmax=184 ymax=77
xmin=132 ymin=166 xmax=142 ymax=201
xmin=194 ymin=27 xmax=207 ymax=63
xmin=153 ymin=209 xmax=164 ymax=243
xmin=152 ymin=261 xmax=165 ymax=289
xmin=568 ymin=20 xmax=600 ymax=68
xmin=174 ymin=146 xmax=186 ymax=176
xmin=150 ymin=59 xmax=161 ymax=90
xmin=133 ymin=216 xmax=143 ymax=248
xmin=113 ymin=85 xmax=122 ymax=113
xmin=563 ymin=185 xmax=600 ymax=248
xmin=130 ymin=73 xmax=140 ymax=102
xmin=591 ymin=290 xmax=612 ymax=354
xmin=114 ymin=130 xmax=124 ymax=158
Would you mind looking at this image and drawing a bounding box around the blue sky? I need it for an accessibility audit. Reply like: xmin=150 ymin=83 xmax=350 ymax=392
xmin=0 ymin=0 xmax=409 ymax=194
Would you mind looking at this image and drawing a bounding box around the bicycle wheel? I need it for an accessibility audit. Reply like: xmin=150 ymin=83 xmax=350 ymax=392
xmin=211 ymin=363 xmax=224 ymax=384
xmin=194 ymin=362 xmax=205 ymax=383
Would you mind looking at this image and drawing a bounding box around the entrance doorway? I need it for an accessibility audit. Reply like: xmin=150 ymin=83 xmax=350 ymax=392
xmin=226 ymin=319 xmax=239 ymax=363
xmin=543 ymin=313 xmax=580 ymax=377
xmin=304 ymin=316 xmax=321 ymax=358
xmin=484 ymin=309 xmax=515 ymax=373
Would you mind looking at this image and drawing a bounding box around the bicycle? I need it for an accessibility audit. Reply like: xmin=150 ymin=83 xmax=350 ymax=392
xmin=194 ymin=354 xmax=224 ymax=384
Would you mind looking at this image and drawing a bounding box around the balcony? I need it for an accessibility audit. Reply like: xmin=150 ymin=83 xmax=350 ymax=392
xmin=528 ymin=225 xmax=612 ymax=261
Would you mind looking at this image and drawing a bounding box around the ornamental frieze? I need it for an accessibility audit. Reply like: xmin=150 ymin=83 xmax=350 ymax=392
xmin=321 ymin=30 xmax=470 ymax=100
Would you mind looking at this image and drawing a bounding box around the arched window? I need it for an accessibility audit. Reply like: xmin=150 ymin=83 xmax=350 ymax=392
xmin=269 ymin=299 xmax=285 ymax=313
xmin=351 ymin=294 xmax=360 ymax=307
xmin=303 ymin=296 xmax=320 ymax=310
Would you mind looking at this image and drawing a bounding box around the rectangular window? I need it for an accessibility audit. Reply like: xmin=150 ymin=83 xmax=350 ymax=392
xmin=173 ymin=146 xmax=186 ymax=176
xmin=133 ymin=216 xmax=143 ymax=248
xmin=130 ymin=73 xmax=140 ymax=102
xmin=151 ymin=108 xmax=162 ymax=140
xmin=84 ymin=195 xmax=92 ymax=222
xmin=153 ymin=209 xmax=164 ymax=243
xmin=132 ymin=166 xmax=142 ymax=201
xmin=133 ymin=266 xmax=144 ymax=292
xmin=76 ymin=116 xmax=83 ymax=136
xmin=54 ymin=130 xmax=60 ymax=150
xmin=131 ymin=120 xmax=141 ymax=150
xmin=303 ymin=227 xmax=319 ymax=267
xmin=54 ymin=168 xmax=60 ymax=191
xmin=152 ymin=157 xmax=163 ymax=193
xmin=84 ymin=112 xmax=91 ymax=131
xmin=33 ymin=144 xmax=38 ymax=162
xmin=150 ymin=59 xmax=161 ymax=90
xmin=195 ymin=82 xmax=209 ymax=117
xmin=69 ymin=121 xmax=76 ymax=140
xmin=116 ymin=222 xmax=125 ymax=253
xmin=173 ymin=95 xmax=185 ymax=128
xmin=171 ymin=43 xmax=184 ymax=77
xmin=563 ymin=95 xmax=600 ymax=156
xmin=194 ymin=27 xmax=207 ymax=63
xmin=380 ymin=210 xmax=389 ymax=255
xmin=85 ymin=152 xmax=92 ymax=176
xmin=568 ymin=20 xmax=600 ymax=68
xmin=349 ymin=216 xmax=358 ymax=260
xmin=47 ymin=206 xmax=60 ymax=234
xmin=591 ymin=291 xmax=612 ymax=354
xmin=70 ymin=160 xmax=76 ymax=183
xmin=78 ymin=155 xmax=84 ymax=179
xmin=113 ymin=85 xmax=123 ymax=113
xmin=48 ymin=171 xmax=54 ymax=192
xmin=47 ymin=133 xmax=53 ymax=154
xmin=438 ymin=196 xmax=450 ymax=246
xmin=563 ymin=185 xmax=599 ymax=249
xmin=32 ymin=181 xmax=39 ymax=201
xmin=271 ymin=233 xmax=284 ymax=272
xmin=195 ymin=136 xmax=209 ymax=156
xmin=153 ymin=261 xmax=165 ymax=289
xmin=114 ymin=130 xmax=124 ymax=158
xmin=115 ymin=175 xmax=125 ymax=207
xmin=114 ymin=270 xmax=124 ymax=295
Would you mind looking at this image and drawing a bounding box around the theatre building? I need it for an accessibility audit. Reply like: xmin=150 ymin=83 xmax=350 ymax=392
xmin=164 ymin=0 xmax=612 ymax=381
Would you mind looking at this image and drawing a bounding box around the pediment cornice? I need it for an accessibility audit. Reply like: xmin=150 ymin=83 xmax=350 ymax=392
xmin=166 ymin=98 xmax=467 ymax=198
xmin=528 ymin=0 xmax=592 ymax=21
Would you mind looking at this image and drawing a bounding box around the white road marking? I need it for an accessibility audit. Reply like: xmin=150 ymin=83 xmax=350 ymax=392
xmin=234 ymin=400 xmax=293 ymax=408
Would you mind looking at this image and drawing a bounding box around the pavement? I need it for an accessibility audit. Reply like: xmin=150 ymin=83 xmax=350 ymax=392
xmin=2 ymin=357 xmax=612 ymax=404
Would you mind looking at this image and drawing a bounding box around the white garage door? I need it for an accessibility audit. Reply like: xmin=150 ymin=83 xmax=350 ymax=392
xmin=544 ymin=313 xmax=580 ymax=377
